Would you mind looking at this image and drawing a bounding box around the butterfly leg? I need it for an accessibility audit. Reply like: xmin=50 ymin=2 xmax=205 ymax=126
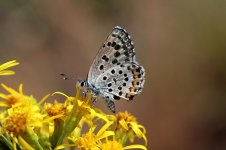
xmin=81 ymin=91 xmax=87 ymax=99
xmin=105 ymin=98 xmax=116 ymax=113
xmin=91 ymin=97 xmax=98 ymax=107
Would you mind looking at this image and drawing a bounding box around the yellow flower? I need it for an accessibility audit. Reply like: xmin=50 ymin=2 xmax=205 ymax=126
xmin=5 ymin=111 xmax=27 ymax=136
xmin=68 ymin=121 xmax=114 ymax=150
xmin=0 ymin=62 xmax=149 ymax=150
xmin=43 ymin=98 xmax=72 ymax=139
xmin=74 ymin=131 xmax=97 ymax=149
xmin=49 ymin=84 xmax=95 ymax=148
xmin=49 ymin=85 xmax=109 ymax=127
xmin=0 ymin=60 xmax=19 ymax=75
xmin=0 ymin=92 xmax=44 ymax=135
xmin=100 ymin=140 xmax=123 ymax=150
xmin=109 ymin=111 xmax=147 ymax=145
xmin=0 ymin=84 xmax=47 ymax=150
xmin=0 ymin=84 xmax=35 ymax=108
xmin=3 ymin=104 xmax=43 ymax=136
xmin=115 ymin=111 xmax=137 ymax=130
xmin=0 ymin=103 xmax=45 ymax=150
xmin=99 ymin=140 xmax=147 ymax=150
xmin=44 ymin=100 xmax=72 ymax=118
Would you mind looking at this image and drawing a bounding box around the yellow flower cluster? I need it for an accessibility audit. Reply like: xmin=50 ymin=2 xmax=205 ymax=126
xmin=0 ymin=60 xmax=147 ymax=150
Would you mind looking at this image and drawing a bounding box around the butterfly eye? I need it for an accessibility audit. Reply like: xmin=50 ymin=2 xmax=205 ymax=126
xmin=80 ymin=81 xmax=85 ymax=87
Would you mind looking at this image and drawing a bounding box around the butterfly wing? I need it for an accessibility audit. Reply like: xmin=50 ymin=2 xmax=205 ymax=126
xmin=87 ymin=26 xmax=136 ymax=85
xmin=87 ymin=26 xmax=145 ymax=112
xmin=95 ymin=62 xmax=145 ymax=100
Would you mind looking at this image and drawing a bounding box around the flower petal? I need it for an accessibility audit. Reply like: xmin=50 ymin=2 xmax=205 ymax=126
xmin=0 ymin=60 xmax=19 ymax=71
xmin=0 ymin=101 xmax=9 ymax=107
xmin=52 ymin=92 xmax=69 ymax=98
xmin=119 ymin=119 xmax=129 ymax=130
xmin=96 ymin=131 xmax=114 ymax=141
xmin=18 ymin=136 xmax=35 ymax=150
xmin=0 ymin=70 xmax=15 ymax=75
xmin=37 ymin=94 xmax=50 ymax=105
xmin=1 ymin=84 xmax=19 ymax=94
xmin=54 ymin=144 xmax=76 ymax=150
xmin=130 ymin=122 xmax=147 ymax=145
xmin=19 ymin=84 xmax=23 ymax=94
xmin=123 ymin=144 xmax=147 ymax=150
xmin=0 ymin=93 xmax=7 ymax=99
xmin=96 ymin=121 xmax=113 ymax=139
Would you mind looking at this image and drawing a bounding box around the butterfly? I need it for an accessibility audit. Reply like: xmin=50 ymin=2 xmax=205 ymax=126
xmin=78 ymin=26 xmax=145 ymax=113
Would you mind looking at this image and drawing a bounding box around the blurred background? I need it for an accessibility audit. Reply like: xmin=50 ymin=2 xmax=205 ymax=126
xmin=1 ymin=0 xmax=226 ymax=149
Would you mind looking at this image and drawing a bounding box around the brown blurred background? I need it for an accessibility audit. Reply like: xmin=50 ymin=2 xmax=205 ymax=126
xmin=1 ymin=0 xmax=226 ymax=149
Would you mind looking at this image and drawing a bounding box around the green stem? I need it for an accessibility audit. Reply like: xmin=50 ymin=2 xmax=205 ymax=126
xmin=53 ymin=86 xmax=90 ymax=149
xmin=115 ymin=130 xmax=129 ymax=146
xmin=121 ymin=134 xmax=129 ymax=146
xmin=21 ymin=128 xmax=43 ymax=150
xmin=55 ymin=104 xmax=85 ymax=147
xmin=50 ymin=119 xmax=64 ymax=148
xmin=0 ymin=135 xmax=13 ymax=150
xmin=38 ymin=130 xmax=52 ymax=150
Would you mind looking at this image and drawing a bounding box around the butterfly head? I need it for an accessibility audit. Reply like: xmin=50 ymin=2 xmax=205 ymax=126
xmin=77 ymin=80 xmax=88 ymax=88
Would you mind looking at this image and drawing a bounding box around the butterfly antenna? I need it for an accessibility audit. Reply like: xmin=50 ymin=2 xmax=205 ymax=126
xmin=60 ymin=73 xmax=78 ymax=82
xmin=60 ymin=73 xmax=69 ymax=80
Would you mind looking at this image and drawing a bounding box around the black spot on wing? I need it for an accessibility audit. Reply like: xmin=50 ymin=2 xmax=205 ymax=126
xmin=114 ymin=44 xmax=121 ymax=50
xmin=102 ymin=55 xmax=109 ymax=62
xmin=99 ymin=65 xmax=104 ymax=70
xmin=112 ymin=59 xmax=118 ymax=64
xmin=107 ymin=83 xmax=112 ymax=87
xmin=111 ymin=42 xmax=116 ymax=47
xmin=113 ymin=95 xmax=120 ymax=100
xmin=124 ymin=77 xmax=129 ymax=81
xmin=111 ymin=69 xmax=115 ymax=74
xmin=114 ymin=51 xmax=121 ymax=57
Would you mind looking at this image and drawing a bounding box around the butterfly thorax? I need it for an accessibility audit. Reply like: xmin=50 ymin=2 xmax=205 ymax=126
xmin=77 ymin=80 xmax=100 ymax=97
